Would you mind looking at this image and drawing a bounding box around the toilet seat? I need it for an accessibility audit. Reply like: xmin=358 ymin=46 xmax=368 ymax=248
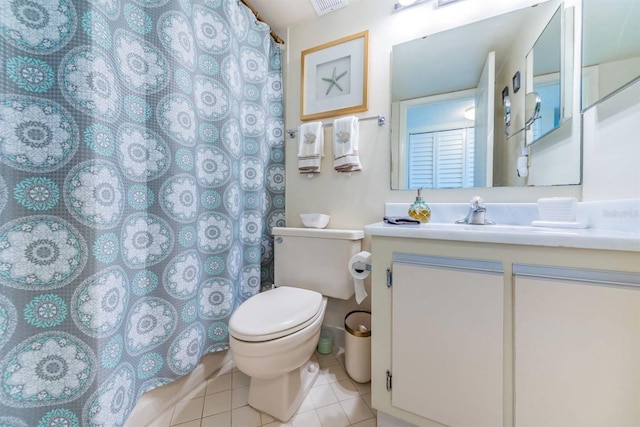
xmin=229 ymin=286 xmax=324 ymax=342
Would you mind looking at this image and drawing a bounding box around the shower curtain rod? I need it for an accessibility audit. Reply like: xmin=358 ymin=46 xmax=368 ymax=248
xmin=240 ymin=0 xmax=286 ymax=45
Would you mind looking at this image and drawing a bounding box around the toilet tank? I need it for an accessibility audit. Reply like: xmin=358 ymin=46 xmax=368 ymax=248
xmin=272 ymin=227 xmax=364 ymax=300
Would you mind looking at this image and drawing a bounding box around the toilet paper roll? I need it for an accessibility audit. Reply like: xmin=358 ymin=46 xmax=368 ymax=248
xmin=349 ymin=251 xmax=371 ymax=304
xmin=517 ymin=155 xmax=528 ymax=177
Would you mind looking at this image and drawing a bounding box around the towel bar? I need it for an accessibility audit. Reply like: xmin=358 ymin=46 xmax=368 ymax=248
xmin=286 ymin=114 xmax=386 ymax=139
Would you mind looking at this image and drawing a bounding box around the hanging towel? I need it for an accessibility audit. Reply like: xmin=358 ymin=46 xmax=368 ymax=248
xmin=333 ymin=116 xmax=361 ymax=172
xmin=298 ymin=121 xmax=324 ymax=174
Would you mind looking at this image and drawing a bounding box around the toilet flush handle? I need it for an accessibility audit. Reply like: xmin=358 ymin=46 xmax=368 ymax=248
xmin=275 ymin=236 xmax=283 ymax=243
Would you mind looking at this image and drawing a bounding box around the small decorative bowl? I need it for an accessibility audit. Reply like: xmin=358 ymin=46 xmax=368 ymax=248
xmin=300 ymin=213 xmax=330 ymax=229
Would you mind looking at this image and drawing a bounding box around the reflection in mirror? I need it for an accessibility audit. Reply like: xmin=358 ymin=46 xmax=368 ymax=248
xmin=527 ymin=6 xmax=562 ymax=145
xmin=581 ymin=0 xmax=640 ymax=111
xmin=503 ymin=96 xmax=511 ymax=128
xmin=399 ymin=90 xmax=477 ymax=189
xmin=525 ymin=92 xmax=542 ymax=127
xmin=391 ymin=1 xmax=576 ymax=190
xmin=505 ymin=92 xmax=542 ymax=139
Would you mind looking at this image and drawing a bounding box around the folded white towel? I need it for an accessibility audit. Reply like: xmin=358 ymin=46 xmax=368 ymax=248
xmin=298 ymin=122 xmax=324 ymax=174
xmin=333 ymin=116 xmax=361 ymax=172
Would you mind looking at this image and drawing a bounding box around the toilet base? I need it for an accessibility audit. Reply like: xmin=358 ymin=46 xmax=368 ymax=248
xmin=247 ymin=356 xmax=320 ymax=422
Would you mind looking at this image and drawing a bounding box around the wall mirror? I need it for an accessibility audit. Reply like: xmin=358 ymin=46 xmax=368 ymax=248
xmin=391 ymin=1 xmax=576 ymax=190
xmin=581 ymin=0 xmax=640 ymax=111
xmin=526 ymin=5 xmax=562 ymax=145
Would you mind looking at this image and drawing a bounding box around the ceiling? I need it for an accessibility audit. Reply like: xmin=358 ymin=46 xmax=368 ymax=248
xmin=247 ymin=0 xmax=315 ymax=36
xmin=247 ymin=0 xmax=357 ymax=38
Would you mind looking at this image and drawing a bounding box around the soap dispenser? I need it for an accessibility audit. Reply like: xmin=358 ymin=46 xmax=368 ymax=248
xmin=408 ymin=188 xmax=431 ymax=223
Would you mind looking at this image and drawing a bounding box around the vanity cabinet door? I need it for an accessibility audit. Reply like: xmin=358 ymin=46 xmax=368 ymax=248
xmin=514 ymin=266 xmax=640 ymax=427
xmin=391 ymin=255 xmax=504 ymax=427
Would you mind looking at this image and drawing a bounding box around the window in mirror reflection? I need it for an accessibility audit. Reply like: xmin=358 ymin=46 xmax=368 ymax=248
xmin=404 ymin=93 xmax=476 ymax=189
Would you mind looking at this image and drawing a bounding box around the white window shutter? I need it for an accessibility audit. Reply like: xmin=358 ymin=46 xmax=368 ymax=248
xmin=407 ymin=127 xmax=475 ymax=189
xmin=408 ymin=132 xmax=435 ymax=189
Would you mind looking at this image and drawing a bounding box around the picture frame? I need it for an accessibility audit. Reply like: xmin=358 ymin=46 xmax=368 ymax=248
xmin=301 ymin=31 xmax=369 ymax=121
xmin=512 ymin=71 xmax=521 ymax=93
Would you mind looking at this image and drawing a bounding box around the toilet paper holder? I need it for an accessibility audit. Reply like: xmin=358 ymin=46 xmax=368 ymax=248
xmin=352 ymin=261 xmax=371 ymax=273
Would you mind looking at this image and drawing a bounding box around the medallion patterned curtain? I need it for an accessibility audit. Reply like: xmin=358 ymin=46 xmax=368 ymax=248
xmin=0 ymin=0 xmax=285 ymax=425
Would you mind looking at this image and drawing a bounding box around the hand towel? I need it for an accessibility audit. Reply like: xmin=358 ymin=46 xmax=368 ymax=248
xmin=333 ymin=116 xmax=361 ymax=172
xmin=298 ymin=121 xmax=324 ymax=174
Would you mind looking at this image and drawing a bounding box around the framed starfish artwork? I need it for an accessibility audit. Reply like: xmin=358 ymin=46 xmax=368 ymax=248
xmin=301 ymin=31 xmax=369 ymax=121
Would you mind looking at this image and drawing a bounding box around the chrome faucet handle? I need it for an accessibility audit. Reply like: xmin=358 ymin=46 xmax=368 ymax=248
xmin=470 ymin=196 xmax=485 ymax=210
xmin=455 ymin=196 xmax=492 ymax=224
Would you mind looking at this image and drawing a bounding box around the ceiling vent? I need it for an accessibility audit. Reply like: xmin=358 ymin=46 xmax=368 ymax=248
xmin=309 ymin=0 xmax=349 ymax=16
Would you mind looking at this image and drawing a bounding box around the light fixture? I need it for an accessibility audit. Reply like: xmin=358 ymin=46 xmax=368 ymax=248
xmin=394 ymin=0 xmax=462 ymax=12
xmin=464 ymin=106 xmax=475 ymax=121
xmin=394 ymin=0 xmax=428 ymax=11
xmin=437 ymin=0 xmax=461 ymax=6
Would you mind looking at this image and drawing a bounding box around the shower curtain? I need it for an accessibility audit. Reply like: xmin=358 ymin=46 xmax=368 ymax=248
xmin=0 ymin=0 xmax=284 ymax=425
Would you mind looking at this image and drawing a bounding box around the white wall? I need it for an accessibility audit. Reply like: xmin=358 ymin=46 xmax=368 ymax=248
xmin=582 ymin=79 xmax=640 ymax=201
xmin=284 ymin=0 xmax=581 ymax=230
xmin=281 ymin=0 xmax=638 ymax=331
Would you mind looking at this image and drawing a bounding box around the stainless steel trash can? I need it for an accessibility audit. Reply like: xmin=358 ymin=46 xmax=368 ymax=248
xmin=344 ymin=310 xmax=371 ymax=383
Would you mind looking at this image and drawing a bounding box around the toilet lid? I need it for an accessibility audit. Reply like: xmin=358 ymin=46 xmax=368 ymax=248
xmin=229 ymin=286 xmax=323 ymax=342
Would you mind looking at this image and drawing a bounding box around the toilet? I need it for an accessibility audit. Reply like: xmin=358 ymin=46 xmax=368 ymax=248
xmin=228 ymin=227 xmax=364 ymax=421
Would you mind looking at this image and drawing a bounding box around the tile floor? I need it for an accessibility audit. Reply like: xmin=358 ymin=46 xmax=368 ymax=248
xmin=146 ymin=350 xmax=376 ymax=427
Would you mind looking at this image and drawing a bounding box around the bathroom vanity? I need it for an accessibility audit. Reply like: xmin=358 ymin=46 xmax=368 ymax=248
xmin=366 ymin=203 xmax=640 ymax=427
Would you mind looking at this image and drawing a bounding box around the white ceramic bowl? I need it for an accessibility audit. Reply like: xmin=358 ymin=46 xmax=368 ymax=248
xmin=300 ymin=213 xmax=330 ymax=229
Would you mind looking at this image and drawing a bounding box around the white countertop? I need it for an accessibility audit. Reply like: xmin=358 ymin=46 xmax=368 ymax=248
xmin=364 ymin=221 xmax=640 ymax=252
xmin=365 ymin=199 xmax=640 ymax=252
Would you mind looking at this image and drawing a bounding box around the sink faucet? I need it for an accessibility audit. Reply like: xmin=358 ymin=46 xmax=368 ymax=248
xmin=455 ymin=196 xmax=493 ymax=225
